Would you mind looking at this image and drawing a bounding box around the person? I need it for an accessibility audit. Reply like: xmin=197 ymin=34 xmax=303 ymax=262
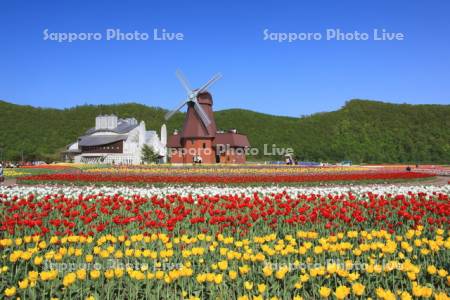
xmin=0 ymin=163 xmax=4 ymax=182
xmin=193 ymin=155 xmax=200 ymax=165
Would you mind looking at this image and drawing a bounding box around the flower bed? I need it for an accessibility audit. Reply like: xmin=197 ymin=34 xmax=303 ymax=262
xmin=19 ymin=165 xmax=76 ymax=170
xmin=4 ymin=167 xmax=71 ymax=179
xmin=0 ymin=185 xmax=449 ymax=299
xmin=17 ymin=171 xmax=434 ymax=185
xmin=84 ymin=166 xmax=370 ymax=175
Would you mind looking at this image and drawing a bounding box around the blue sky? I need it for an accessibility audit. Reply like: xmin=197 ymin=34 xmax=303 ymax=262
xmin=1 ymin=0 xmax=449 ymax=117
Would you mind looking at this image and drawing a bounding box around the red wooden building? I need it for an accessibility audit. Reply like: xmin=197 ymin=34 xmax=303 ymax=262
xmin=166 ymin=92 xmax=250 ymax=164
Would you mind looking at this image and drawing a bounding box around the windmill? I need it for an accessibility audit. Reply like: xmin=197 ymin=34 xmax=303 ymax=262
xmin=165 ymin=70 xmax=250 ymax=164
xmin=164 ymin=70 xmax=222 ymax=133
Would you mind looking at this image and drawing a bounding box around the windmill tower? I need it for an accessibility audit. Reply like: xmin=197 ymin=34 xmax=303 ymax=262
xmin=165 ymin=70 xmax=222 ymax=163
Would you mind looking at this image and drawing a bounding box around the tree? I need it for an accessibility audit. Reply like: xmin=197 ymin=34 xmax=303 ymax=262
xmin=1 ymin=99 xmax=450 ymax=163
xmin=141 ymin=144 xmax=159 ymax=164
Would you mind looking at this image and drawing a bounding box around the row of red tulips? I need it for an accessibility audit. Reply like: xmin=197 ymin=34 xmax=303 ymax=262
xmin=1 ymin=190 xmax=448 ymax=237
xmin=17 ymin=171 xmax=433 ymax=184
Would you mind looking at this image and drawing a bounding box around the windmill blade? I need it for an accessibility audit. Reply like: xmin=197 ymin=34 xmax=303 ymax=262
xmin=197 ymin=73 xmax=222 ymax=93
xmin=165 ymin=99 xmax=188 ymax=120
xmin=175 ymin=69 xmax=192 ymax=94
xmin=193 ymin=101 xmax=211 ymax=127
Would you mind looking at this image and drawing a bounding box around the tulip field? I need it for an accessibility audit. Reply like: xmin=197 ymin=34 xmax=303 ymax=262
xmin=14 ymin=165 xmax=440 ymax=185
xmin=1 ymin=182 xmax=449 ymax=299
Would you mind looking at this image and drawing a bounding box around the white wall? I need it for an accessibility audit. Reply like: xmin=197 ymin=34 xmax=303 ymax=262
xmin=75 ymin=116 xmax=167 ymax=165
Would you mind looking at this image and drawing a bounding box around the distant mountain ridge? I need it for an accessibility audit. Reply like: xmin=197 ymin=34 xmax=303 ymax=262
xmin=0 ymin=99 xmax=449 ymax=163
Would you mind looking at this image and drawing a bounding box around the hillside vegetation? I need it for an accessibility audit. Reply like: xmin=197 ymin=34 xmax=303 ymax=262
xmin=0 ymin=99 xmax=449 ymax=163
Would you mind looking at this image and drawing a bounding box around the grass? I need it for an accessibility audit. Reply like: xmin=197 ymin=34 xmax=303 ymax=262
xmin=16 ymin=176 xmax=436 ymax=188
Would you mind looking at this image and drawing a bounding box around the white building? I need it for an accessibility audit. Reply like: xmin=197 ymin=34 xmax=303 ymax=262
xmin=65 ymin=115 xmax=166 ymax=164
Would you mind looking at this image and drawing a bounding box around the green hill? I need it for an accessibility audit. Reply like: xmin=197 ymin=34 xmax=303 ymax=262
xmin=0 ymin=99 xmax=449 ymax=163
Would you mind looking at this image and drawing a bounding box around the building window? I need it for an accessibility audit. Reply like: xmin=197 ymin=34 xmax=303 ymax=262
xmin=202 ymin=143 xmax=206 ymax=149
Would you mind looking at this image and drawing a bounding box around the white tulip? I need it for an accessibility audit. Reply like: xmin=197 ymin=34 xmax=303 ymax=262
xmin=1 ymin=184 xmax=448 ymax=200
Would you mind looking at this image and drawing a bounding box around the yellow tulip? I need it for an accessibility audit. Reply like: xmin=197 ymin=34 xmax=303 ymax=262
xmin=244 ymin=281 xmax=253 ymax=290
xmin=351 ymin=283 xmax=365 ymax=296
xmin=229 ymin=270 xmax=237 ymax=280
xmin=214 ymin=274 xmax=223 ymax=284
xmin=335 ymin=286 xmax=350 ymax=300
xmin=319 ymin=286 xmax=331 ymax=298
xmin=4 ymin=286 xmax=16 ymax=297
xmin=18 ymin=278 xmax=29 ymax=289
xmin=239 ymin=264 xmax=250 ymax=275
xmin=434 ymin=292 xmax=449 ymax=300
xmin=400 ymin=291 xmax=412 ymax=300
xmin=62 ymin=272 xmax=76 ymax=287
xmin=218 ymin=260 xmax=228 ymax=270
xmin=33 ymin=256 xmax=43 ymax=265
xmin=76 ymin=269 xmax=87 ymax=280
xmin=262 ymin=265 xmax=273 ymax=277
xmin=427 ymin=265 xmax=437 ymax=274
xmin=114 ymin=268 xmax=124 ymax=278
xmin=275 ymin=266 xmax=288 ymax=279
xmin=90 ymin=269 xmax=100 ymax=280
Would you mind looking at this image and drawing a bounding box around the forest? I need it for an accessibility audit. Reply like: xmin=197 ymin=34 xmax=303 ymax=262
xmin=0 ymin=99 xmax=449 ymax=163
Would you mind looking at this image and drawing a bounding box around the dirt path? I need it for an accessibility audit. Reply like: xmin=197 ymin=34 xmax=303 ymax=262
xmin=391 ymin=176 xmax=449 ymax=186
xmin=1 ymin=177 xmax=17 ymax=186
xmin=427 ymin=176 xmax=450 ymax=185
